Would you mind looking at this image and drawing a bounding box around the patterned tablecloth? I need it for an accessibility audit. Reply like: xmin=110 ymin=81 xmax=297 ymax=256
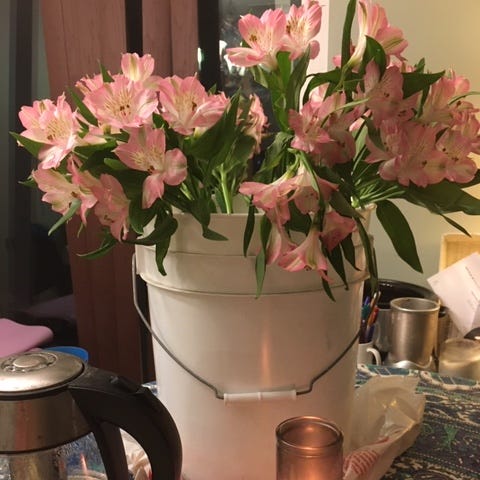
xmin=356 ymin=365 xmax=480 ymax=480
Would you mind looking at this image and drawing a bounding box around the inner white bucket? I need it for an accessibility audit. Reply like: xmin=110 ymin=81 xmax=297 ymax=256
xmin=135 ymin=214 xmax=367 ymax=480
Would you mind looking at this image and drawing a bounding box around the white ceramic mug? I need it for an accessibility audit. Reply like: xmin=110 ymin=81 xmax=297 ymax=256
xmin=357 ymin=341 xmax=382 ymax=365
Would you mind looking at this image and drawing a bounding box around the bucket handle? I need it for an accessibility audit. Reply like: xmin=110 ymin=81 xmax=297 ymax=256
xmin=132 ymin=254 xmax=360 ymax=403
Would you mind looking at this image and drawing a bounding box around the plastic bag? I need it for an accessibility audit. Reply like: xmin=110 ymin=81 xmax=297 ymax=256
xmin=344 ymin=375 xmax=425 ymax=480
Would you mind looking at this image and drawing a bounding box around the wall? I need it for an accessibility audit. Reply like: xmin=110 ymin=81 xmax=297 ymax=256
xmin=322 ymin=0 xmax=480 ymax=287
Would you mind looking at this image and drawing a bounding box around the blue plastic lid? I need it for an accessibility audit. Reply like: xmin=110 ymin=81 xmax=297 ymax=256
xmin=46 ymin=346 xmax=89 ymax=362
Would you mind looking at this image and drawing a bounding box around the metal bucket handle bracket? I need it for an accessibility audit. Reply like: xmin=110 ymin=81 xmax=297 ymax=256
xmin=132 ymin=254 xmax=359 ymax=404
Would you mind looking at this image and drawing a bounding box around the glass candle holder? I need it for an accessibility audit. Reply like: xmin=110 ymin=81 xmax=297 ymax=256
xmin=276 ymin=416 xmax=343 ymax=480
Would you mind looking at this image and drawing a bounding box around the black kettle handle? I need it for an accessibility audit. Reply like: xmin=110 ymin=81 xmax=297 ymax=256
xmin=69 ymin=364 xmax=182 ymax=480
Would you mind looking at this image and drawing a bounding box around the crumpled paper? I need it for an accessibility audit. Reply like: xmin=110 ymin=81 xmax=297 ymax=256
xmin=344 ymin=375 xmax=425 ymax=480
xmin=122 ymin=431 xmax=152 ymax=479
xmin=122 ymin=376 xmax=425 ymax=480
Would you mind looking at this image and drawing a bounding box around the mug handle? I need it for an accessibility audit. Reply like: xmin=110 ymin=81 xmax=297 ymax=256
xmin=367 ymin=347 xmax=382 ymax=365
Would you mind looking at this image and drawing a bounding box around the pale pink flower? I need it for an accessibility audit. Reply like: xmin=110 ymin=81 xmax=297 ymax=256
xmin=321 ymin=211 xmax=357 ymax=252
xmin=32 ymin=167 xmax=80 ymax=215
xmin=18 ymin=94 xmax=80 ymax=169
xmin=366 ymin=120 xmax=447 ymax=187
xmin=226 ymin=9 xmax=286 ymax=71
xmin=277 ymin=226 xmax=329 ymax=279
xmin=91 ymin=174 xmax=130 ymax=241
xmin=282 ymin=1 xmax=322 ymax=61
xmin=266 ymin=223 xmax=296 ymax=265
xmin=121 ymin=53 xmax=154 ymax=83
xmin=83 ymin=75 xmax=158 ymax=130
xmin=421 ymin=73 xmax=476 ymax=126
xmin=457 ymin=114 xmax=480 ymax=155
xmin=289 ymin=165 xmax=338 ymax=214
xmin=67 ymin=157 xmax=101 ymax=224
xmin=362 ymin=62 xmax=416 ymax=127
xmin=348 ymin=0 xmax=407 ymax=67
xmin=114 ymin=126 xmax=188 ymax=208
xmin=157 ymin=75 xmax=229 ymax=136
xmin=239 ymin=174 xmax=295 ymax=226
xmin=244 ymin=94 xmax=268 ymax=155
xmin=75 ymin=74 xmax=105 ymax=95
xmin=289 ymin=100 xmax=332 ymax=156
xmin=436 ymin=130 xmax=477 ymax=183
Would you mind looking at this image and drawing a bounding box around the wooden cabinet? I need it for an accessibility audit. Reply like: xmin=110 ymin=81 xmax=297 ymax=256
xmin=40 ymin=0 xmax=197 ymax=382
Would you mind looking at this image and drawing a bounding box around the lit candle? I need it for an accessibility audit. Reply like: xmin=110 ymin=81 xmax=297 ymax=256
xmin=276 ymin=416 xmax=343 ymax=480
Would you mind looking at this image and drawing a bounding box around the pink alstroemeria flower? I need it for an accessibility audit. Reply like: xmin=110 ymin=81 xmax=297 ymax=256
xmin=421 ymin=73 xmax=475 ymax=126
xmin=19 ymin=94 xmax=79 ymax=169
xmin=239 ymin=174 xmax=295 ymax=226
xmin=121 ymin=53 xmax=154 ymax=82
xmin=67 ymin=157 xmax=101 ymax=224
xmin=348 ymin=0 xmax=408 ymax=68
xmin=244 ymin=94 xmax=268 ymax=155
xmin=75 ymin=74 xmax=105 ymax=95
xmin=114 ymin=126 xmax=188 ymax=208
xmin=226 ymin=8 xmax=286 ymax=71
xmin=91 ymin=174 xmax=130 ymax=241
xmin=282 ymin=1 xmax=322 ymax=61
xmin=289 ymin=165 xmax=338 ymax=214
xmin=277 ymin=227 xmax=329 ymax=279
xmin=366 ymin=120 xmax=447 ymax=187
xmin=362 ymin=62 xmax=416 ymax=127
xmin=158 ymin=75 xmax=229 ymax=136
xmin=83 ymin=75 xmax=158 ymax=130
xmin=32 ymin=167 xmax=80 ymax=215
xmin=321 ymin=211 xmax=357 ymax=252
xmin=436 ymin=130 xmax=477 ymax=183
xmin=265 ymin=223 xmax=296 ymax=265
xmin=289 ymin=99 xmax=332 ymax=157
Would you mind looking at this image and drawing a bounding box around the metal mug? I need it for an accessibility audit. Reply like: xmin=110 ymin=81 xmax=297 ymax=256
xmin=387 ymin=297 xmax=439 ymax=367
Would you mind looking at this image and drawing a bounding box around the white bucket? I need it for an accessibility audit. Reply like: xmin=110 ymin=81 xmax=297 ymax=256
xmin=135 ymin=214 xmax=367 ymax=480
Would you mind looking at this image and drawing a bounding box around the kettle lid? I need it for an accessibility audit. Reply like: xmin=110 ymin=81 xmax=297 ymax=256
xmin=0 ymin=351 xmax=84 ymax=394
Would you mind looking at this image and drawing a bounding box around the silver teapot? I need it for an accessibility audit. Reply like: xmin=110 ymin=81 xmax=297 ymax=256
xmin=0 ymin=351 xmax=182 ymax=479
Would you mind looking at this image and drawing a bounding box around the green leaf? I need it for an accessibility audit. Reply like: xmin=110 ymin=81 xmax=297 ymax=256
xmin=376 ymin=200 xmax=422 ymax=272
xmin=255 ymin=249 xmax=267 ymax=298
xmin=322 ymin=277 xmax=335 ymax=301
xmin=361 ymin=36 xmax=387 ymax=75
xmin=134 ymin=215 xmax=178 ymax=245
xmin=341 ymin=0 xmax=357 ymax=68
xmin=304 ymin=69 xmax=342 ymax=101
xmin=202 ymin=226 xmax=228 ymax=241
xmin=128 ymin=197 xmax=156 ymax=235
xmin=243 ymin=204 xmax=256 ymax=256
xmin=10 ymin=132 xmax=44 ymax=158
xmin=74 ymin=140 xmax=117 ymax=159
xmin=328 ymin=245 xmax=348 ymax=288
xmin=286 ymin=49 xmax=310 ymax=111
xmin=340 ymin=234 xmax=357 ymax=269
xmin=404 ymin=181 xmax=480 ymax=215
xmin=68 ymin=87 xmax=98 ymax=126
xmin=155 ymin=239 xmax=169 ymax=276
xmin=401 ymin=71 xmax=445 ymax=98
xmin=255 ymin=215 xmax=272 ymax=297
xmin=356 ymin=219 xmax=378 ymax=291
xmin=48 ymin=199 xmax=81 ymax=235
xmin=100 ymin=62 xmax=114 ymax=83
xmin=78 ymin=233 xmax=117 ymax=259
xmin=104 ymin=157 xmax=129 ymax=171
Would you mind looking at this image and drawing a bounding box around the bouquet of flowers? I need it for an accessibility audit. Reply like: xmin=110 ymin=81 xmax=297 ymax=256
xmin=13 ymin=0 xmax=480 ymax=297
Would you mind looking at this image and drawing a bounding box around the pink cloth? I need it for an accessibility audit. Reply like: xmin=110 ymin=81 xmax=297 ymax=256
xmin=0 ymin=318 xmax=54 ymax=357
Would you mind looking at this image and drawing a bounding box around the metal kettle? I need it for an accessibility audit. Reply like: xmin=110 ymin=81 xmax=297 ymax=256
xmin=0 ymin=350 xmax=182 ymax=479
